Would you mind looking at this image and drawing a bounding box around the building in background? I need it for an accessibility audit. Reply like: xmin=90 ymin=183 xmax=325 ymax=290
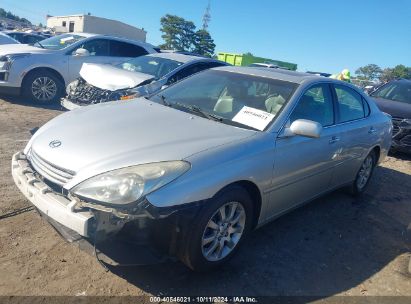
xmin=46 ymin=14 xmax=147 ymax=42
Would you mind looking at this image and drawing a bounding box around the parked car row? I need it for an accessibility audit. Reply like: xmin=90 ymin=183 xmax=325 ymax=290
xmin=0 ymin=32 xmax=157 ymax=103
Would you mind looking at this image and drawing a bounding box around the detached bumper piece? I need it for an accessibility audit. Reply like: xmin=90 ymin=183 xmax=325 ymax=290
xmin=61 ymin=98 xmax=81 ymax=110
xmin=11 ymin=151 xmax=94 ymax=237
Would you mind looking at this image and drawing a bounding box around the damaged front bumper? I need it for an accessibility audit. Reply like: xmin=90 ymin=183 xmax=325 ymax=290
xmin=12 ymin=152 xmax=94 ymax=237
xmin=12 ymin=151 xmax=202 ymax=265
xmin=12 ymin=151 xmax=183 ymax=239
xmin=62 ymin=77 xmax=132 ymax=110
xmin=392 ymin=118 xmax=411 ymax=153
xmin=61 ymin=97 xmax=82 ymax=110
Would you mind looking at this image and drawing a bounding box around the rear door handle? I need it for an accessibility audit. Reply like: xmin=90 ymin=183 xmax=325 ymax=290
xmin=368 ymin=127 xmax=377 ymax=134
xmin=329 ymin=136 xmax=340 ymax=144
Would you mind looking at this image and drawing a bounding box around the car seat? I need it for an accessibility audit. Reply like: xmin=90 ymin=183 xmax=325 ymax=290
xmin=290 ymin=95 xmax=325 ymax=124
xmin=214 ymin=83 xmax=247 ymax=114
xmin=265 ymin=94 xmax=285 ymax=114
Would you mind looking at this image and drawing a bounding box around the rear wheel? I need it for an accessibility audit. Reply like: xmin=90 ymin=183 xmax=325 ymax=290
xmin=180 ymin=186 xmax=253 ymax=271
xmin=349 ymin=151 xmax=377 ymax=196
xmin=23 ymin=70 xmax=64 ymax=104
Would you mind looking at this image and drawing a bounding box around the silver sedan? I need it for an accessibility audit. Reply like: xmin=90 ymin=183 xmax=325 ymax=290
xmin=11 ymin=67 xmax=392 ymax=271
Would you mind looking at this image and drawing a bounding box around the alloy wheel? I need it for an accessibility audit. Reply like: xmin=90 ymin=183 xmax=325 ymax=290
xmin=201 ymin=201 xmax=246 ymax=262
xmin=31 ymin=76 xmax=57 ymax=102
xmin=356 ymin=155 xmax=374 ymax=190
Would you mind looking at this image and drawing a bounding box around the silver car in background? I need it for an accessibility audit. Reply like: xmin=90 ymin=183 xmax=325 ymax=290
xmin=0 ymin=33 xmax=156 ymax=103
xmin=61 ymin=52 xmax=228 ymax=110
xmin=11 ymin=67 xmax=392 ymax=271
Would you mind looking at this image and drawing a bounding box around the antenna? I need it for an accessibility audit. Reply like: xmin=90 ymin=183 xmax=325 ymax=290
xmin=202 ymin=0 xmax=211 ymax=30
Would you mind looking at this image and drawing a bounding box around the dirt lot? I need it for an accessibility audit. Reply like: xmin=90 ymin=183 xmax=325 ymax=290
xmin=0 ymin=96 xmax=410 ymax=299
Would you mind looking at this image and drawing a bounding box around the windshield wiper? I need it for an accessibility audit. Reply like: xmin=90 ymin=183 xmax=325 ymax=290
xmin=35 ymin=41 xmax=44 ymax=49
xmin=175 ymin=103 xmax=223 ymax=122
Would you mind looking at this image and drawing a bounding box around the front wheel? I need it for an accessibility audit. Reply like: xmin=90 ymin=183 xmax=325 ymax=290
xmin=23 ymin=71 xmax=64 ymax=104
xmin=179 ymin=186 xmax=253 ymax=271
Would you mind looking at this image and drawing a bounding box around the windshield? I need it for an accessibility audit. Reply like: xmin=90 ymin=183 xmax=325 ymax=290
xmin=149 ymin=70 xmax=297 ymax=131
xmin=371 ymin=81 xmax=411 ymax=104
xmin=120 ymin=56 xmax=182 ymax=79
xmin=33 ymin=34 xmax=86 ymax=50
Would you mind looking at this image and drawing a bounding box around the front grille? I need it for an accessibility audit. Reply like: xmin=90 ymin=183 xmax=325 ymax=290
xmin=400 ymin=135 xmax=411 ymax=146
xmin=28 ymin=150 xmax=75 ymax=186
xmin=392 ymin=117 xmax=403 ymax=137
xmin=67 ymin=77 xmax=124 ymax=105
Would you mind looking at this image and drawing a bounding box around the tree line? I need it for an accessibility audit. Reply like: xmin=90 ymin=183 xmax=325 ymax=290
xmin=0 ymin=8 xmax=31 ymax=25
xmin=159 ymin=14 xmax=216 ymax=57
xmin=356 ymin=64 xmax=411 ymax=83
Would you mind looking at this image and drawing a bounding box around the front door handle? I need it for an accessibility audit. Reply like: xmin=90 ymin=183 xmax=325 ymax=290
xmin=368 ymin=127 xmax=377 ymax=134
xmin=329 ymin=136 xmax=340 ymax=144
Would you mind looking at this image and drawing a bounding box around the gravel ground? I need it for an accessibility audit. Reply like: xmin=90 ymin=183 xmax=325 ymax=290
xmin=0 ymin=96 xmax=410 ymax=299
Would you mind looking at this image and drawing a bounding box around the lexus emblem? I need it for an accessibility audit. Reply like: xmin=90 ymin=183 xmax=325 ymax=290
xmin=49 ymin=140 xmax=62 ymax=148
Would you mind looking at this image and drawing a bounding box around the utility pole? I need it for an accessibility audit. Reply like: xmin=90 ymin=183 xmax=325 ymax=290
xmin=202 ymin=0 xmax=211 ymax=30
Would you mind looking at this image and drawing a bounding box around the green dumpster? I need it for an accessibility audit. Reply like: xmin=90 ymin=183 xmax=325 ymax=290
xmin=217 ymin=52 xmax=297 ymax=71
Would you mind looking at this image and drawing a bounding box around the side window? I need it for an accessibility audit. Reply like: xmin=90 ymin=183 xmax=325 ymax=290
xmin=334 ymin=85 xmax=365 ymax=123
xmin=168 ymin=62 xmax=218 ymax=84
xmin=290 ymin=84 xmax=334 ymax=126
xmin=78 ymin=39 xmax=110 ymax=56
xmin=109 ymin=40 xmax=148 ymax=57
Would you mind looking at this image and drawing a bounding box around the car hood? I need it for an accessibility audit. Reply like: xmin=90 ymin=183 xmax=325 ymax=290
xmin=0 ymin=43 xmax=55 ymax=56
xmin=79 ymin=63 xmax=155 ymax=91
xmin=372 ymin=97 xmax=411 ymax=119
xmin=27 ymin=98 xmax=255 ymax=188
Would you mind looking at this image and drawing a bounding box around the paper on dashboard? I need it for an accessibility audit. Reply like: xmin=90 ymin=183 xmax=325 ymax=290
xmin=232 ymin=106 xmax=275 ymax=131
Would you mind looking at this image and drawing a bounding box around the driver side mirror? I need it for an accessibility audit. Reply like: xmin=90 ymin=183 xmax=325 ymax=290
xmin=282 ymin=119 xmax=322 ymax=138
xmin=73 ymin=48 xmax=90 ymax=57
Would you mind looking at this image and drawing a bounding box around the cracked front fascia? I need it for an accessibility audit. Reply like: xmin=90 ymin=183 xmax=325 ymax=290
xmin=70 ymin=194 xmax=177 ymax=221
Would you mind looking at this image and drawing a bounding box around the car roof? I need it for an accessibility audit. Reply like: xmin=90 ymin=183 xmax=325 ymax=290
xmin=214 ymin=66 xmax=322 ymax=84
xmin=146 ymin=52 xmax=222 ymax=64
xmin=79 ymin=33 xmax=155 ymax=49
xmin=50 ymin=32 xmax=155 ymax=49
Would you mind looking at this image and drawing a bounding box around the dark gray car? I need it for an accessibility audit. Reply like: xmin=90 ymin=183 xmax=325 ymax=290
xmin=370 ymin=78 xmax=411 ymax=153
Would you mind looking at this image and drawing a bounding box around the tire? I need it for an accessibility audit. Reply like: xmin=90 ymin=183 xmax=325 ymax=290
xmin=179 ymin=185 xmax=253 ymax=271
xmin=349 ymin=150 xmax=377 ymax=196
xmin=23 ymin=70 xmax=64 ymax=104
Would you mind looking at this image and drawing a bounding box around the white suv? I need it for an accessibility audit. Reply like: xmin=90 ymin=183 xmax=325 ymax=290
xmin=0 ymin=33 xmax=156 ymax=103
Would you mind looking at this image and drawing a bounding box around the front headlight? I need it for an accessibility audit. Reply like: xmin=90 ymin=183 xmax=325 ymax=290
xmin=71 ymin=161 xmax=190 ymax=205
xmin=0 ymin=53 xmax=30 ymax=71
